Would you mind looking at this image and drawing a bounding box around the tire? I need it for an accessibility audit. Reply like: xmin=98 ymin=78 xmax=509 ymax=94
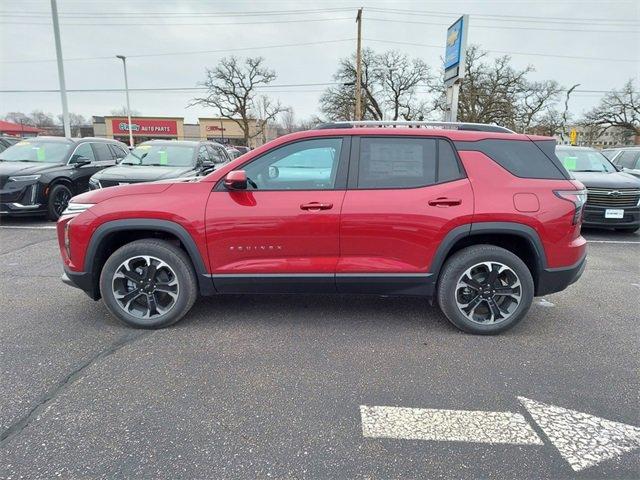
xmin=99 ymin=239 xmax=198 ymax=329
xmin=437 ymin=245 xmax=534 ymax=335
xmin=47 ymin=184 xmax=73 ymax=221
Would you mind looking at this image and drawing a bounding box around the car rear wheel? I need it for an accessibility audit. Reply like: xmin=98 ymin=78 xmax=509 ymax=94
xmin=437 ymin=245 xmax=534 ymax=334
xmin=47 ymin=184 xmax=72 ymax=221
xmin=99 ymin=239 xmax=198 ymax=329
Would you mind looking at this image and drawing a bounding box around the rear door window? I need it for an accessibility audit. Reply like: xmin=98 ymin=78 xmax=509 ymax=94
xmin=356 ymin=137 xmax=465 ymax=189
xmin=92 ymin=142 xmax=115 ymax=163
xmin=438 ymin=139 xmax=464 ymax=183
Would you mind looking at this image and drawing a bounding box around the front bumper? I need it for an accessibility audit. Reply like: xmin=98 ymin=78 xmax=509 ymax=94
xmin=536 ymin=252 xmax=586 ymax=296
xmin=582 ymin=205 xmax=640 ymax=228
xmin=0 ymin=183 xmax=45 ymax=215
xmin=61 ymin=268 xmax=100 ymax=300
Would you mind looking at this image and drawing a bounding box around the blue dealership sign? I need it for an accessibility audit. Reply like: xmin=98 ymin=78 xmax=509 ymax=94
xmin=444 ymin=16 xmax=465 ymax=70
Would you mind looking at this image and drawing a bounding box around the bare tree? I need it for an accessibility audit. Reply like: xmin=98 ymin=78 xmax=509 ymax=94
xmin=28 ymin=110 xmax=56 ymax=127
xmin=373 ymin=51 xmax=434 ymax=120
xmin=320 ymin=49 xmax=434 ymax=121
xmin=190 ymin=56 xmax=287 ymax=145
xmin=434 ymin=46 xmax=562 ymax=132
xmin=57 ymin=113 xmax=87 ymax=136
xmin=280 ymin=108 xmax=296 ymax=134
xmin=4 ymin=112 xmax=34 ymax=126
xmin=110 ymin=106 xmax=141 ymax=116
xmin=320 ymin=48 xmax=382 ymax=121
xmin=582 ymin=79 xmax=639 ymax=144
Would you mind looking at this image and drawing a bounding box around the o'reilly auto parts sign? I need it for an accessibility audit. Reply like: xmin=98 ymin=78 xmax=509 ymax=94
xmin=111 ymin=118 xmax=178 ymax=136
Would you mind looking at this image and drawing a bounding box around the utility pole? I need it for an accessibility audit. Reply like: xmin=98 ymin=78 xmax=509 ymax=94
xmin=116 ymin=55 xmax=134 ymax=147
xmin=50 ymin=0 xmax=70 ymax=138
xmin=355 ymin=8 xmax=363 ymax=121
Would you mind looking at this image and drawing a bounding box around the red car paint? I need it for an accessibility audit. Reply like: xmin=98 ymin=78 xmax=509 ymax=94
xmin=57 ymin=127 xmax=586 ymax=300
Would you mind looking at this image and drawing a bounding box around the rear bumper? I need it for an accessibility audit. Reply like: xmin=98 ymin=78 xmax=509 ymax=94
xmin=582 ymin=205 xmax=640 ymax=228
xmin=536 ymin=252 xmax=586 ymax=296
xmin=61 ymin=268 xmax=100 ymax=300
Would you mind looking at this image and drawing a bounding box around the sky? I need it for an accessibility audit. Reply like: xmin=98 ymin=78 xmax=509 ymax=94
xmin=0 ymin=0 xmax=638 ymax=125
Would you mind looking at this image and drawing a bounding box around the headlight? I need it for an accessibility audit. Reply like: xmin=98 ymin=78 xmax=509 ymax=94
xmin=8 ymin=174 xmax=41 ymax=182
xmin=88 ymin=178 xmax=102 ymax=189
xmin=61 ymin=202 xmax=94 ymax=216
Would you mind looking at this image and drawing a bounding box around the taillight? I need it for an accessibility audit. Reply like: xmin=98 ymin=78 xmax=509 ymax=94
xmin=554 ymin=189 xmax=587 ymax=225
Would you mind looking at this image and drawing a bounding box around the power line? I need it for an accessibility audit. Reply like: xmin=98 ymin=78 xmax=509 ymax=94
xmin=0 ymin=7 xmax=355 ymax=18
xmin=0 ymin=16 xmax=354 ymax=26
xmin=367 ymin=6 xmax=639 ymax=26
xmin=0 ymin=83 xmax=340 ymax=94
xmin=0 ymin=86 xmax=627 ymax=95
xmin=366 ymin=16 xmax=638 ymax=34
xmin=0 ymin=38 xmax=355 ymax=64
xmin=365 ymin=39 xmax=638 ymax=63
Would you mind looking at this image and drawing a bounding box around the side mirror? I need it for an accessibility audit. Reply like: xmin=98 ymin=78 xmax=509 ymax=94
xmin=224 ymin=170 xmax=248 ymax=190
xmin=71 ymin=155 xmax=91 ymax=167
xmin=201 ymin=160 xmax=215 ymax=170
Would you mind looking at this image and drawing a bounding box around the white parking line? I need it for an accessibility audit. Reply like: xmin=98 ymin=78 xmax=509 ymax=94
xmin=587 ymin=240 xmax=640 ymax=244
xmin=360 ymin=405 xmax=543 ymax=445
xmin=0 ymin=225 xmax=56 ymax=230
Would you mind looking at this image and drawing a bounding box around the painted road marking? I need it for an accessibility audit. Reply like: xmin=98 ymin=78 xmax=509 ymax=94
xmin=586 ymin=240 xmax=640 ymax=244
xmin=519 ymin=397 xmax=640 ymax=472
xmin=361 ymin=398 xmax=640 ymax=472
xmin=360 ymin=405 xmax=543 ymax=445
xmin=0 ymin=225 xmax=56 ymax=230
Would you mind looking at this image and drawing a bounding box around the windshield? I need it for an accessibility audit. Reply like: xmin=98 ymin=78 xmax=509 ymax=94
xmin=556 ymin=148 xmax=616 ymax=173
xmin=121 ymin=144 xmax=195 ymax=167
xmin=0 ymin=139 xmax=71 ymax=163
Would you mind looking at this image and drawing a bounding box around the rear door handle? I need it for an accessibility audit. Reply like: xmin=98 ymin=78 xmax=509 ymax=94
xmin=300 ymin=202 xmax=333 ymax=211
xmin=428 ymin=197 xmax=462 ymax=207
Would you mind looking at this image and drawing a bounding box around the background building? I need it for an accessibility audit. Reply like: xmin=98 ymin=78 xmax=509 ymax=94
xmin=0 ymin=120 xmax=40 ymax=137
xmin=198 ymin=117 xmax=277 ymax=148
xmin=91 ymin=116 xmax=277 ymax=147
xmin=555 ymin=125 xmax=637 ymax=148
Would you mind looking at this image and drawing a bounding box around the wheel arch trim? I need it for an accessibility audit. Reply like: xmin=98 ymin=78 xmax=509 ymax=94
xmin=84 ymin=218 xmax=213 ymax=296
xmin=429 ymin=221 xmax=547 ymax=278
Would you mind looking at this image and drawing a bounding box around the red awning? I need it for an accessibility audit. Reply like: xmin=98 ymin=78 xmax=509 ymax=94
xmin=0 ymin=120 xmax=41 ymax=135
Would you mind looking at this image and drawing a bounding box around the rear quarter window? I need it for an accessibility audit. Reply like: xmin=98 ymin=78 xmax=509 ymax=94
xmin=455 ymin=139 xmax=568 ymax=180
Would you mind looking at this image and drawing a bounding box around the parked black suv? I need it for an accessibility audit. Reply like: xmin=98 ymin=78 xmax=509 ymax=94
xmin=88 ymin=140 xmax=230 ymax=190
xmin=556 ymin=146 xmax=640 ymax=232
xmin=0 ymin=137 xmax=128 ymax=220
xmin=603 ymin=146 xmax=640 ymax=179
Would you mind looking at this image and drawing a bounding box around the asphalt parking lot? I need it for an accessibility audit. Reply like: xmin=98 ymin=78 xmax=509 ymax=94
xmin=0 ymin=217 xmax=638 ymax=479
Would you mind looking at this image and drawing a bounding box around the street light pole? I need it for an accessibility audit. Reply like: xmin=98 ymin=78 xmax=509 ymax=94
xmin=355 ymin=8 xmax=363 ymax=121
xmin=50 ymin=0 xmax=70 ymax=138
xmin=116 ymin=55 xmax=134 ymax=147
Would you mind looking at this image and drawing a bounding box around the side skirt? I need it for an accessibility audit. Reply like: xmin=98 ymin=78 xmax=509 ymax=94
xmin=206 ymin=273 xmax=435 ymax=296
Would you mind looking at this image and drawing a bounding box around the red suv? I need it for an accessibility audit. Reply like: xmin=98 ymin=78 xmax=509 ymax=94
xmin=56 ymin=122 xmax=587 ymax=334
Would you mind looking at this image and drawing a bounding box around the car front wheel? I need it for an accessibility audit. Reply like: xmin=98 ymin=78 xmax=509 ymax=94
xmin=99 ymin=239 xmax=198 ymax=329
xmin=47 ymin=184 xmax=72 ymax=221
xmin=437 ymin=245 xmax=534 ymax=334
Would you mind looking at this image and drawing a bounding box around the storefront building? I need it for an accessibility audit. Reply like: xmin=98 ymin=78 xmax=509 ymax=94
xmin=92 ymin=116 xmax=276 ymax=148
xmin=94 ymin=116 xmax=185 ymax=145
xmin=199 ymin=118 xmax=277 ymax=149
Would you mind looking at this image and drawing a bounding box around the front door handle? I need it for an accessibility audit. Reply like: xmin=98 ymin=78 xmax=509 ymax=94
xmin=428 ymin=197 xmax=462 ymax=207
xmin=300 ymin=202 xmax=333 ymax=211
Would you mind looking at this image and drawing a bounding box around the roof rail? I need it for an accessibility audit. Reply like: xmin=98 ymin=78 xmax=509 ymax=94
xmin=316 ymin=121 xmax=515 ymax=134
